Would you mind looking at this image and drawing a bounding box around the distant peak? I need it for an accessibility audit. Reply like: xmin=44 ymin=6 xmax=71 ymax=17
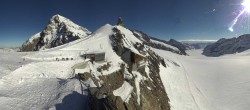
xmin=169 ymin=39 xmax=177 ymax=42
xmin=52 ymin=14 xmax=66 ymax=19
xmin=117 ymin=17 xmax=125 ymax=27
xmin=50 ymin=14 xmax=68 ymax=24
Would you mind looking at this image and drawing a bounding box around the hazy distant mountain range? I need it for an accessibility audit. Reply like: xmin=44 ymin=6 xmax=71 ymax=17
xmin=203 ymin=34 xmax=250 ymax=56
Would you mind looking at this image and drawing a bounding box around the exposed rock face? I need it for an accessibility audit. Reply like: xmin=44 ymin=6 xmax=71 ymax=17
xmin=142 ymin=49 xmax=170 ymax=110
xmin=88 ymin=69 xmax=129 ymax=110
xmin=131 ymin=30 xmax=190 ymax=55
xmin=21 ymin=14 xmax=91 ymax=51
xmin=20 ymin=33 xmax=41 ymax=51
xmin=203 ymin=34 xmax=250 ymax=57
xmin=110 ymin=27 xmax=124 ymax=56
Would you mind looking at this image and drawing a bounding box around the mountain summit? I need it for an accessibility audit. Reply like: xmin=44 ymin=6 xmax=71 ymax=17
xmin=117 ymin=17 xmax=125 ymax=27
xmin=21 ymin=14 xmax=91 ymax=51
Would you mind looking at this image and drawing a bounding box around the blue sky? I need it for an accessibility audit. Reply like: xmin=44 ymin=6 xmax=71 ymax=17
xmin=0 ymin=0 xmax=249 ymax=47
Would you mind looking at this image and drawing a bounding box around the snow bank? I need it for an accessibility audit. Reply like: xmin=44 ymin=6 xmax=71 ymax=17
xmin=113 ymin=81 xmax=133 ymax=102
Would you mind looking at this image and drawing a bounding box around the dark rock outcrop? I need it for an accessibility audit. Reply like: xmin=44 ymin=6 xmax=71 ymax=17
xmin=117 ymin=17 xmax=125 ymax=27
xmin=87 ymin=68 xmax=128 ymax=110
xmin=20 ymin=35 xmax=40 ymax=51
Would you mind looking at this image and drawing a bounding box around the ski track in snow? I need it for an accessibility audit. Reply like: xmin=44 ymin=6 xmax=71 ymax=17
xmin=178 ymin=61 xmax=201 ymax=110
xmin=155 ymin=48 xmax=250 ymax=110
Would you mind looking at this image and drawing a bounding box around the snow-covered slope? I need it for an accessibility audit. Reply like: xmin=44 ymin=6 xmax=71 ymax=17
xmin=154 ymin=48 xmax=250 ymax=110
xmin=21 ymin=14 xmax=91 ymax=51
xmin=203 ymin=34 xmax=250 ymax=56
xmin=0 ymin=49 xmax=89 ymax=109
xmin=0 ymin=49 xmax=31 ymax=78
xmin=153 ymin=49 xmax=212 ymax=110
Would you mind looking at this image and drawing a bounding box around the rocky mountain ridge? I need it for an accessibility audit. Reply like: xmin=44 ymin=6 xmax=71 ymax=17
xmin=131 ymin=30 xmax=192 ymax=55
xmin=203 ymin=34 xmax=250 ymax=56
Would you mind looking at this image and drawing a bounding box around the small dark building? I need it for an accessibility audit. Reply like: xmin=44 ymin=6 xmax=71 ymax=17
xmin=122 ymin=48 xmax=144 ymax=64
xmin=81 ymin=52 xmax=105 ymax=62
xmin=131 ymin=52 xmax=144 ymax=64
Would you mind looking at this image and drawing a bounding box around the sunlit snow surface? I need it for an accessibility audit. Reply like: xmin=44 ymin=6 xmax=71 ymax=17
xmin=0 ymin=49 xmax=89 ymax=110
xmin=154 ymin=48 xmax=250 ymax=110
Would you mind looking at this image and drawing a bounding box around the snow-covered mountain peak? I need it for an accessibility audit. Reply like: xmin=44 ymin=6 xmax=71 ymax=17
xmin=21 ymin=15 xmax=91 ymax=51
xmin=47 ymin=14 xmax=91 ymax=36
xmin=92 ymin=24 xmax=113 ymax=36
xmin=50 ymin=14 xmax=68 ymax=23
xmin=203 ymin=34 xmax=250 ymax=56
xmin=49 ymin=14 xmax=89 ymax=32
